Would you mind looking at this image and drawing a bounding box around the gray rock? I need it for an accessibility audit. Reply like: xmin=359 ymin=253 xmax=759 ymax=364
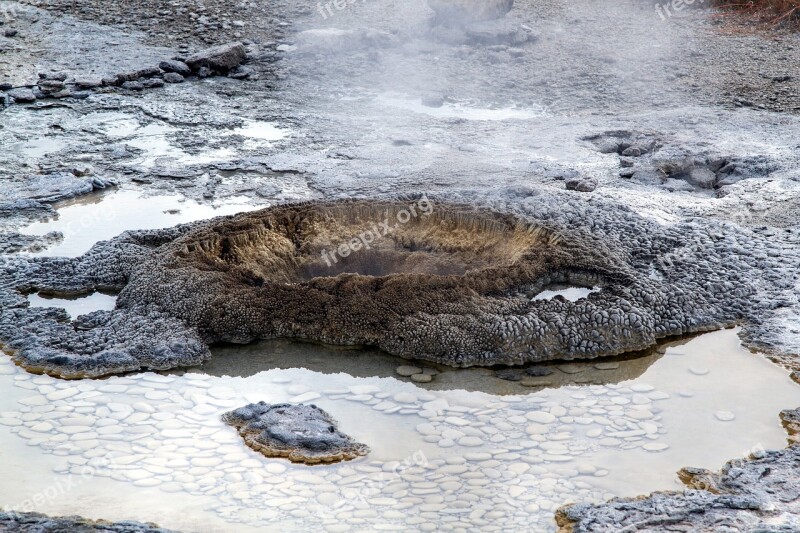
xmin=38 ymin=72 xmax=68 ymax=81
xmin=162 ymin=72 xmax=185 ymax=84
xmin=142 ymin=78 xmax=165 ymax=89
xmin=121 ymin=81 xmax=145 ymax=91
xmin=229 ymin=65 xmax=253 ymax=79
xmin=158 ymin=59 xmax=191 ymax=76
xmin=495 ymin=368 xmax=523 ymax=381
xmin=185 ymin=42 xmax=246 ymax=73
xmin=565 ymin=177 xmax=598 ymax=192
xmin=525 ymin=366 xmax=554 ymax=377
xmin=7 ymin=87 xmax=36 ymax=102
xmin=116 ymin=66 xmax=161 ymax=83
xmin=74 ymin=78 xmax=103 ymax=89
xmin=686 ymin=167 xmax=718 ymax=189
xmin=222 ymin=403 xmax=369 ymax=464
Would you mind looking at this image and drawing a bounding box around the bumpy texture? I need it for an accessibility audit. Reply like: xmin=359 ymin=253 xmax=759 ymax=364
xmin=556 ymin=409 xmax=800 ymax=532
xmin=222 ymin=402 xmax=369 ymax=464
xmin=0 ymin=193 xmax=790 ymax=378
xmin=0 ymin=510 xmax=174 ymax=532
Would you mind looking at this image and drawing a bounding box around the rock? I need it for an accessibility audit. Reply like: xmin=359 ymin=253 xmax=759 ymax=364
xmin=525 ymin=366 xmax=554 ymax=377
xmin=458 ymin=436 xmax=483 ymax=446
xmin=159 ymin=60 xmax=191 ymax=76
xmin=185 ymin=42 xmax=247 ymax=73
xmin=222 ymin=402 xmax=369 ymax=464
xmin=495 ymin=368 xmax=523 ymax=381
xmin=142 ymin=79 xmax=165 ymax=89
xmin=411 ymin=374 xmax=433 ymax=383
xmin=7 ymin=87 xmax=36 ymax=102
xmin=565 ymin=177 xmax=598 ymax=193
xmin=121 ymin=81 xmax=145 ymax=91
xmin=526 ymin=411 xmax=556 ymax=424
xmin=162 ymin=72 xmax=185 ymax=84
xmin=229 ymin=66 xmax=254 ymax=79
xmin=116 ymin=67 xmax=161 ymax=83
xmin=396 ymin=365 xmax=423 ymax=377
xmin=685 ymin=167 xmax=717 ymax=189
xmin=714 ymin=411 xmax=735 ymax=422
xmin=74 ymin=78 xmax=103 ymax=89
xmin=37 ymin=79 xmax=66 ymax=93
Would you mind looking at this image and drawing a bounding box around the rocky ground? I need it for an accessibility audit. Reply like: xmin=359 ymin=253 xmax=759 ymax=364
xmin=1 ymin=0 xmax=800 ymax=531
xmin=0 ymin=510 xmax=173 ymax=532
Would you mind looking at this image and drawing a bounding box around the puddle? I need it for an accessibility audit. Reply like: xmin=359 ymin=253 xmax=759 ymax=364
xmin=27 ymin=292 xmax=117 ymax=318
xmin=533 ymin=286 xmax=600 ymax=302
xmin=18 ymin=189 xmax=259 ymax=258
xmin=5 ymin=137 xmax=71 ymax=159
xmin=0 ymin=328 xmax=796 ymax=532
xmin=233 ymin=121 xmax=289 ymax=141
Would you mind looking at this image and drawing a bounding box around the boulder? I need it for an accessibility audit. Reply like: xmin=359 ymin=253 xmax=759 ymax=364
xmin=185 ymin=42 xmax=246 ymax=73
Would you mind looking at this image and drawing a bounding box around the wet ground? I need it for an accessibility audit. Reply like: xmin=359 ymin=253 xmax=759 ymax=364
xmin=2 ymin=0 xmax=800 ymax=531
xmin=0 ymin=328 xmax=797 ymax=532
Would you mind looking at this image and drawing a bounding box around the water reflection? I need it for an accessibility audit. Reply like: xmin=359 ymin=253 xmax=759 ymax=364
xmin=198 ymin=336 xmax=672 ymax=395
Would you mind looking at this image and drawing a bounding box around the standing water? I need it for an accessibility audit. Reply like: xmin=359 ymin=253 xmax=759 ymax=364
xmin=0 ymin=329 xmax=796 ymax=532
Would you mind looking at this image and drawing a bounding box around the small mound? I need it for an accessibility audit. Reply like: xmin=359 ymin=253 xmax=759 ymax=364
xmin=118 ymin=198 xmax=638 ymax=368
xmin=2 ymin=194 xmax=749 ymax=379
xmin=222 ymin=402 xmax=369 ymax=464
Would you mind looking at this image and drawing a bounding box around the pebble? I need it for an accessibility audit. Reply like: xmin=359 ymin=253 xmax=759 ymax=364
xmin=396 ymin=366 xmax=422 ymax=377
xmin=393 ymin=392 xmax=417 ymax=404
xmin=526 ymin=412 xmax=556 ymax=424
xmin=593 ymin=362 xmax=619 ymax=370
xmin=715 ymin=411 xmax=735 ymax=422
xmin=290 ymin=392 xmax=321 ymax=403
xmin=411 ymin=374 xmax=433 ymax=383
xmin=689 ymin=367 xmax=710 ymax=376
xmin=643 ymin=443 xmax=670 ymax=452
xmin=265 ymin=463 xmax=287 ymax=475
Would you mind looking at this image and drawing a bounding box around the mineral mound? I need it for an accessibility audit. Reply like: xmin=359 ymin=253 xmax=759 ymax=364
xmin=222 ymin=402 xmax=369 ymax=464
xmin=0 ymin=195 xmax=759 ymax=378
